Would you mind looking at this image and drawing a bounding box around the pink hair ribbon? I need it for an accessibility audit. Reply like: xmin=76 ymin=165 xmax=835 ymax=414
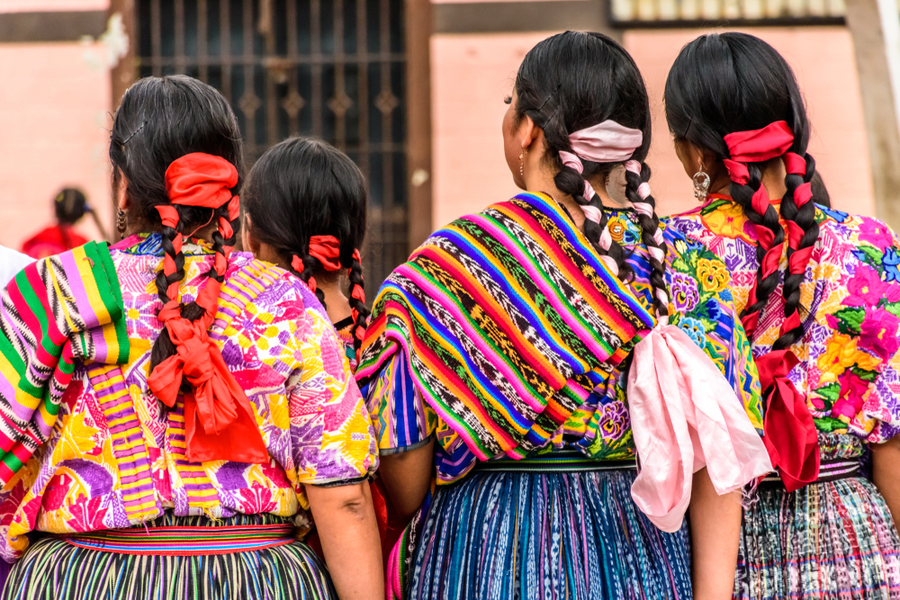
xmin=627 ymin=325 xmax=773 ymax=532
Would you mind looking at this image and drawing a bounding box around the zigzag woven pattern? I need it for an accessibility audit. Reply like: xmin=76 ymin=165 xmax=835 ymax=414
xmin=358 ymin=192 xmax=655 ymax=460
xmin=0 ymin=242 xmax=128 ymax=485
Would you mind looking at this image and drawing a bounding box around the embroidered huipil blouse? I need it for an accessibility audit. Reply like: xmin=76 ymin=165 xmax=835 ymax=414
xmin=365 ymin=206 xmax=762 ymax=484
xmin=0 ymin=234 xmax=378 ymax=562
xmin=666 ymin=198 xmax=900 ymax=443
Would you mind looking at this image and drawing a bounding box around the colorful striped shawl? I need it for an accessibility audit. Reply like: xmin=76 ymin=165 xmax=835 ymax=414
xmin=357 ymin=192 xmax=655 ymax=460
xmin=0 ymin=242 xmax=128 ymax=484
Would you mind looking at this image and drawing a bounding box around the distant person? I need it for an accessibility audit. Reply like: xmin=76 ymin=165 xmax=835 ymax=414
xmin=21 ymin=188 xmax=107 ymax=258
xmin=0 ymin=246 xmax=32 ymax=287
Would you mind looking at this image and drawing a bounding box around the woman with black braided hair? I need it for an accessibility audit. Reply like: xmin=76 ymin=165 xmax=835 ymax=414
xmin=242 ymin=137 xmax=370 ymax=369
xmin=0 ymin=76 xmax=383 ymax=600
xmin=358 ymin=31 xmax=771 ymax=600
xmin=664 ymin=32 xmax=900 ymax=599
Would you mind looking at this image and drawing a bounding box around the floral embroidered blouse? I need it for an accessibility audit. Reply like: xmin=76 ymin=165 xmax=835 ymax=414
xmin=666 ymin=198 xmax=900 ymax=444
xmin=0 ymin=234 xmax=378 ymax=562
xmin=365 ymin=208 xmax=762 ymax=484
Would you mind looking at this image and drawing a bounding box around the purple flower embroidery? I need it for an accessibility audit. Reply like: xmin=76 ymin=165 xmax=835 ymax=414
xmin=671 ymin=273 xmax=699 ymax=312
xmin=599 ymin=400 xmax=629 ymax=441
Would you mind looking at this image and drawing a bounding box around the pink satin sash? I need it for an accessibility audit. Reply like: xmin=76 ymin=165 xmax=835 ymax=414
xmin=627 ymin=325 xmax=772 ymax=532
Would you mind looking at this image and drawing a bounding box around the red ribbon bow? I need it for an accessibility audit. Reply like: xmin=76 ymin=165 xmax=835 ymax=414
xmin=147 ymin=315 xmax=269 ymax=464
xmin=755 ymin=349 xmax=820 ymax=492
xmin=147 ymin=153 xmax=269 ymax=465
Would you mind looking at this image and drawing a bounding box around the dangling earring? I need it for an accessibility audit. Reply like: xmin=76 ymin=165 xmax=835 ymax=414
xmin=116 ymin=209 xmax=127 ymax=238
xmin=692 ymin=165 xmax=710 ymax=202
xmin=519 ymin=148 xmax=527 ymax=178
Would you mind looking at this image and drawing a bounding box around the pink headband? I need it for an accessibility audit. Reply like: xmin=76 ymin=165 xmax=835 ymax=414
xmin=568 ymin=120 xmax=643 ymax=163
xmin=559 ymin=120 xmax=643 ymax=200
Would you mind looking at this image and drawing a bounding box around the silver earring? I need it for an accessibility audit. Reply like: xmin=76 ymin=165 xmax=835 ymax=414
xmin=692 ymin=168 xmax=710 ymax=202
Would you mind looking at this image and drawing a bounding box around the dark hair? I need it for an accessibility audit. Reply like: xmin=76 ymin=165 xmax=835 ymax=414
xmin=244 ymin=137 xmax=370 ymax=348
xmin=664 ymin=32 xmax=819 ymax=350
xmin=514 ymin=31 xmax=669 ymax=317
xmin=54 ymin=188 xmax=88 ymax=224
xmin=811 ymin=171 xmax=831 ymax=208
xmin=109 ymin=75 xmax=244 ymax=383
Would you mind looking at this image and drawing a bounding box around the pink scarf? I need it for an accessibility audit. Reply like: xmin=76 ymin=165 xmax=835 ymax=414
xmin=627 ymin=325 xmax=772 ymax=532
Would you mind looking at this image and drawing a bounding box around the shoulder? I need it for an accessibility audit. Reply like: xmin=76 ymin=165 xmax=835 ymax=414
xmin=659 ymin=220 xmax=721 ymax=265
xmin=226 ymin=252 xmax=326 ymax=317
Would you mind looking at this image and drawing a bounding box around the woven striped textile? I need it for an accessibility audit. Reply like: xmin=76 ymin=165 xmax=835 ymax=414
xmin=357 ymin=192 xmax=655 ymax=461
xmin=402 ymin=467 xmax=691 ymax=600
xmin=0 ymin=242 xmax=127 ymax=485
xmin=64 ymin=522 xmax=294 ymax=555
xmin=2 ymin=513 xmax=336 ymax=600
xmin=735 ymin=432 xmax=900 ymax=599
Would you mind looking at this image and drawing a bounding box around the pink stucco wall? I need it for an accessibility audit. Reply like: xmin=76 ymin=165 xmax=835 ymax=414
xmin=0 ymin=42 xmax=113 ymax=250
xmin=431 ymin=32 xmax=554 ymax=228
xmin=430 ymin=26 xmax=873 ymax=230
xmin=0 ymin=0 xmax=108 ymax=13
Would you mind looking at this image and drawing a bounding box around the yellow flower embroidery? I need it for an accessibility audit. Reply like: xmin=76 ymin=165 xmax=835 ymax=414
xmin=701 ymin=201 xmax=753 ymax=243
xmin=817 ymin=333 xmax=861 ymax=378
xmin=608 ymin=219 xmax=627 ymax=243
xmin=697 ymin=258 xmax=729 ymax=292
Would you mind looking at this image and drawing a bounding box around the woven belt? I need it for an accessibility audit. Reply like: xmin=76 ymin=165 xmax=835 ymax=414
xmin=759 ymin=459 xmax=862 ymax=489
xmin=62 ymin=523 xmax=294 ymax=556
xmin=474 ymin=450 xmax=637 ymax=474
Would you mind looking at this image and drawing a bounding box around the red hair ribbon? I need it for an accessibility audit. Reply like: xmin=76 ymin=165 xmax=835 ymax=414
xmin=755 ymin=350 xmax=820 ymax=492
xmin=723 ymin=124 xmax=820 ymax=488
xmin=148 ymin=153 xmax=269 ymax=465
xmin=308 ymin=236 xmax=343 ymax=272
xmin=724 ymin=120 xmax=795 ymax=163
xmin=291 ymin=254 xmax=317 ymax=293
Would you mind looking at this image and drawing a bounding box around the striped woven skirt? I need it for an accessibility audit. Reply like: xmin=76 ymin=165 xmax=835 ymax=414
xmin=735 ymin=433 xmax=900 ymax=599
xmin=405 ymin=453 xmax=692 ymax=600
xmin=2 ymin=512 xmax=337 ymax=600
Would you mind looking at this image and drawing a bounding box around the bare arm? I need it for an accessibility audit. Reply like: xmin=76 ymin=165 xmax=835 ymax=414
xmin=306 ymin=481 xmax=383 ymax=600
xmin=872 ymin=435 xmax=900 ymax=525
xmin=378 ymin=437 xmax=435 ymax=522
xmin=689 ymin=467 xmax=742 ymax=600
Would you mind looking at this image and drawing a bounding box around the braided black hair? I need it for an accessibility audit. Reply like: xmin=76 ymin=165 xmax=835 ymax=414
xmin=665 ymin=32 xmax=820 ymax=346
xmin=513 ymin=31 xmax=670 ymax=308
xmin=244 ymin=137 xmax=370 ymax=350
xmin=109 ymin=75 xmax=244 ymax=381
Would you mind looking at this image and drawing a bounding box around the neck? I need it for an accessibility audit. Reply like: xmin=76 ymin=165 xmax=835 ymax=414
xmin=709 ymin=159 xmax=789 ymax=201
xmin=522 ymin=168 xmax=623 ymax=232
xmin=317 ymin=277 xmax=353 ymax=325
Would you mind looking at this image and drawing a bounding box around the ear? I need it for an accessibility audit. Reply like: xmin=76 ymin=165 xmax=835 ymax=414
xmin=674 ymin=138 xmax=716 ymax=177
xmin=115 ymin=169 xmax=131 ymax=211
xmin=241 ymin=214 xmax=260 ymax=255
xmin=518 ymin=114 xmax=541 ymax=152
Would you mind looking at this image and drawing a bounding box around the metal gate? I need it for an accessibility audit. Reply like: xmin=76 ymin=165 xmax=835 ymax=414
xmin=135 ymin=0 xmax=408 ymax=292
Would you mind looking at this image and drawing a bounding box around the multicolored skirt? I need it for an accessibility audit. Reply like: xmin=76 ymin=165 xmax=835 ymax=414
xmin=2 ymin=512 xmax=337 ymax=600
xmin=735 ymin=433 xmax=900 ymax=599
xmin=405 ymin=453 xmax=692 ymax=600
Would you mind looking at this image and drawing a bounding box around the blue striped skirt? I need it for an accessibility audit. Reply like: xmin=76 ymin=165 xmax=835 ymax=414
xmin=406 ymin=461 xmax=692 ymax=600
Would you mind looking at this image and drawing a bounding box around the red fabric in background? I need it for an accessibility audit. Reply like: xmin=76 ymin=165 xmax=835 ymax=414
xmin=22 ymin=225 xmax=88 ymax=259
